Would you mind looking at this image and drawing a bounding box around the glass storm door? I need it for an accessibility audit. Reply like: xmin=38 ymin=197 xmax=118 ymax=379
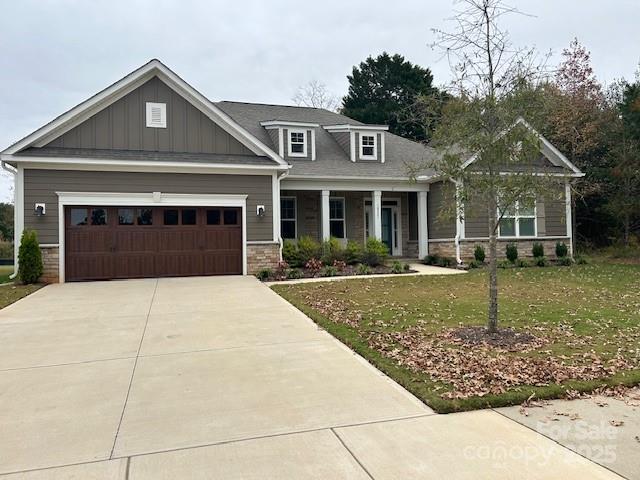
xmin=381 ymin=207 xmax=393 ymax=253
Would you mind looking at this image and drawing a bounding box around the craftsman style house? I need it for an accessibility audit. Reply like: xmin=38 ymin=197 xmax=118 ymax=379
xmin=0 ymin=60 xmax=582 ymax=282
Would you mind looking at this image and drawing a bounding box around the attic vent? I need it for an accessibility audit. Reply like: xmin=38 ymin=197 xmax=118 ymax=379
xmin=146 ymin=102 xmax=166 ymax=128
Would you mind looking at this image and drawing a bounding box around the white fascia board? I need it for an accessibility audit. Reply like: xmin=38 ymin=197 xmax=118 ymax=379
xmin=260 ymin=120 xmax=320 ymax=128
xmin=282 ymin=178 xmax=429 ymax=192
xmin=3 ymin=155 xmax=289 ymax=175
xmin=2 ymin=59 xmax=287 ymax=167
xmin=460 ymin=117 xmax=583 ymax=175
xmin=56 ymin=191 xmax=248 ymax=206
xmin=323 ymin=124 xmax=389 ymax=132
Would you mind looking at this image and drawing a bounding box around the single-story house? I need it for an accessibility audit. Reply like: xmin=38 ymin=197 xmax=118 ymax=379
xmin=0 ymin=60 xmax=583 ymax=282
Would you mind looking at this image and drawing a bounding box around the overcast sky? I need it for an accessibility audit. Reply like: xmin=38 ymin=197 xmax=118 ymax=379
xmin=1 ymin=0 xmax=638 ymax=202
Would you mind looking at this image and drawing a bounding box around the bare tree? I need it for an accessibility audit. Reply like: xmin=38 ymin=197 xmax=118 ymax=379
xmin=422 ymin=0 xmax=565 ymax=333
xmin=292 ymin=80 xmax=340 ymax=111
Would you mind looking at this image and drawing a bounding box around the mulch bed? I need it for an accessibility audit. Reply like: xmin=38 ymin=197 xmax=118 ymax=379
xmin=448 ymin=326 xmax=542 ymax=351
xmin=263 ymin=265 xmax=417 ymax=282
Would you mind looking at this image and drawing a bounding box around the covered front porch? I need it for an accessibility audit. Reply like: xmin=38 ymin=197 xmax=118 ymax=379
xmin=279 ymin=183 xmax=429 ymax=259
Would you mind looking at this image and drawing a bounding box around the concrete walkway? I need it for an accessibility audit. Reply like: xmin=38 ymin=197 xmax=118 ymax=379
xmin=0 ymin=276 xmax=620 ymax=479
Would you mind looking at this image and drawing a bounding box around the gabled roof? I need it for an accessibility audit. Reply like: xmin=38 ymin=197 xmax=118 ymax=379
xmin=217 ymin=101 xmax=438 ymax=179
xmin=461 ymin=117 xmax=583 ymax=176
xmin=1 ymin=60 xmax=287 ymax=167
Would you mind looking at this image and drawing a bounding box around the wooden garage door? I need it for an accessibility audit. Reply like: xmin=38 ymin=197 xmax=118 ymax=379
xmin=65 ymin=206 xmax=242 ymax=281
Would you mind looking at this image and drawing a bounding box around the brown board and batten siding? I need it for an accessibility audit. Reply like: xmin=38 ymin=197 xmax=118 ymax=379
xmin=24 ymin=169 xmax=273 ymax=244
xmin=46 ymin=76 xmax=253 ymax=156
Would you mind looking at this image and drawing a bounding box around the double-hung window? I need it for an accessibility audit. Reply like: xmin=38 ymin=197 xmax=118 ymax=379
xmin=288 ymin=130 xmax=306 ymax=157
xmin=329 ymin=198 xmax=345 ymax=238
xmin=499 ymin=199 xmax=536 ymax=237
xmin=360 ymin=134 xmax=376 ymax=159
xmin=280 ymin=197 xmax=297 ymax=239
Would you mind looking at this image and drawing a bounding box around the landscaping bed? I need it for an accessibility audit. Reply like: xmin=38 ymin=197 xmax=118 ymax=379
xmin=258 ymin=236 xmax=415 ymax=281
xmin=272 ymin=260 xmax=640 ymax=412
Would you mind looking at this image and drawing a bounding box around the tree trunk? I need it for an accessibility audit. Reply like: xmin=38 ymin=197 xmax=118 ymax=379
xmin=487 ymin=197 xmax=499 ymax=333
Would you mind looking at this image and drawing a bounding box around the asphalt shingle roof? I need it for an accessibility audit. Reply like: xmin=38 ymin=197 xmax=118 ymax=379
xmin=217 ymin=101 xmax=437 ymax=179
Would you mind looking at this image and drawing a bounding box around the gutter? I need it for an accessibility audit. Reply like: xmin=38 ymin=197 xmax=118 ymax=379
xmin=0 ymin=161 xmax=17 ymax=279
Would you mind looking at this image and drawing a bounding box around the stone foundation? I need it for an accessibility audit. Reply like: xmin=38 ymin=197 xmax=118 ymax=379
xmin=428 ymin=238 xmax=571 ymax=261
xmin=247 ymin=242 xmax=280 ymax=274
xmin=40 ymin=246 xmax=60 ymax=283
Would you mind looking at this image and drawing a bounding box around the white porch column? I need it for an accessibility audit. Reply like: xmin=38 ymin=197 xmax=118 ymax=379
xmin=372 ymin=190 xmax=382 ymax=240
xmin=321 ymin=190 xmax=331 ymax=241
xmin=417 ymin=190 xmax=429 ymax=259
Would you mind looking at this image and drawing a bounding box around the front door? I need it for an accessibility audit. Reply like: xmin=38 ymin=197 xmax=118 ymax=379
xmin=381 ymin=207 xmax=393 ymax=253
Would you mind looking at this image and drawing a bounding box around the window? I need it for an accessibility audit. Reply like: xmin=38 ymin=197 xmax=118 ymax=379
xmin=360 ymin=134 xmax=376 ymax=159
xmin=499 ymin=199 xmax=536 ymax=238
xmin=137 ymin=209 xmax=153 ymax=226
xmin=70 ymin=208 xmax=87 ymax=226
xmin=145 ymin=102 xmax=166 ymax=128
xmin=206 ymin=209 xmax=220 ymax=225
xmin=288 ymin=130 xmax=306 ymax=157
xmin=329 ymin=198 xmax=345 ymax=238
xmin=90 ymin=208 xmax=107 ymax=226
xmin=223 ymin=209 xmax=238 ymax=225
xmin=280 ymin=197 xmax=296 ymax=239
xmin=182 ymin=209 xmax=197 ymax=225
xmin=118 ymin=208 xmax=135 ymax=225
xmin=164 ymin=209 xmax=179 ymax=225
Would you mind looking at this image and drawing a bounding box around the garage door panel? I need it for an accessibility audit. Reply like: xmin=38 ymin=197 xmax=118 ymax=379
xmin=65 ymin=206 xmax=243 ymax=281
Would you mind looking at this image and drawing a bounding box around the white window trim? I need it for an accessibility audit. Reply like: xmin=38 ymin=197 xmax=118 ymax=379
xmin=498 ymin=200 xmax=537 ymax=238
xmin=288 ymin=129 xmax=307 ymax=157
xmin=280 ymin=196 xmax=297 ymax=240
xmin=359 ymin=133 xmax=377 ymax=160
xmin=145 ymin=102 xmax=166 ymax=128
xmin=329 ymin=196 xmax=346 ymax=239
xmin=56 ymin=191 xmax=248 ymax=282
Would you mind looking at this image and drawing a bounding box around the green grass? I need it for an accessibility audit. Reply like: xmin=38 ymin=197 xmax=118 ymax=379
xmin=272 ymin=261 xmax=640 ymax=413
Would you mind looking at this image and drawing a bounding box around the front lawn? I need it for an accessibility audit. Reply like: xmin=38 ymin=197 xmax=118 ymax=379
xmin=272 ymin=261 xmax=640 ymax=413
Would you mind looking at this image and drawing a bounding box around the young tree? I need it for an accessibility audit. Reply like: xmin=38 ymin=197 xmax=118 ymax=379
xmin=424 ymin=0 xmax=566 ymax=333
xmin=342 ymin=52 xmax=441 ymax=141
xmin=292 ymin=80 xmax=340 ymax=112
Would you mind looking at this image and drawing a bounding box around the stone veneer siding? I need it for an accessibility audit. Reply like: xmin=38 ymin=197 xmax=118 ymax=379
xmin=40 ymin=246 xmax=60 ymax=283
xmin=428 ymin=238 xmax=570 ymax=261
xmin=247 ymin=242 xmax=280 ymax=273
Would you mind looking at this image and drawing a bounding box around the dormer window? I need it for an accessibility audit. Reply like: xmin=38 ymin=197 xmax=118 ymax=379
xmin=288 ymin=130 xmax=307 ymax=157
xmin=360 ymin=134 xmax=377 ymax=159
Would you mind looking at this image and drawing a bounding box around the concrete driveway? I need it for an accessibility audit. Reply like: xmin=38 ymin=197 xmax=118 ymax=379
xmin=0 ymin=277 xmax=620 ymax=479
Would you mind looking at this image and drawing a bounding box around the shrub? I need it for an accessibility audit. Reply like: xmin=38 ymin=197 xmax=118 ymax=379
xmin=391 ymin=261 xmax=403 ymax=274
xmin=344 ymin=240 xmax=362 ymax=265
xmin=505 ymin=243 xmax=518 ymax=263
xmin=557 ymin=256 xmax=574 ymax=266
xmin=332 ymin=259 xmax=347 ymax=271
xmin=555 ymin=242 xmax=568 ymax=258
xmin=473 ymin=245 xmax=485 ymax=263
xmin=468 ymin=259 xmax=482 ymax=269
xmin=362 ymin=238 xmax=388 ymax=267
xmin=274 ymin=260 xmax=289 ymax=279
xmin=436 ymin=256 xmax=454 ymax=268
xmin=515 ymin=258 xmax=531 ymax=268
xmin=256 ymin=268 xmax=272 ymax=281
xmin=533 ymin=256 xmax=548 ymax=267
xmin=320 ymin=265 xmax=338 ymax=277
xmin=305 ymin=257 xmax=323 ymax=274
xmin=574 ymin=255 xmax=588 ymax=265
xmin=286 ymin=268 xmax=303 ymax=279
xmin=282 ymin=240 xmax=300 ymax=267
xmin=497 ymin=259 xmax=512 ymax=269
xmin=321 ymin=237 xmax=344 ymax=265
xmin=356 ymin=263 xmax=372 ymax=275
xmin=18 ymin=229 xmax=43 ymax=284
xmin=532 ymin=242 xmax=544 ymax=258
xmin=297 ymin=235 xmax=320 ymax=264
xmin=403 ymin=263 xmax=411 ymax=272
xmin=0 ymin=241 xmax=13 ymax=260
xmin=423 ymin=254 xmax=440 ymax=265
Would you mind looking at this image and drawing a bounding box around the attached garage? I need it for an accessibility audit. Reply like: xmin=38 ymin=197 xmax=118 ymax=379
xmin=64 ymin=205 xmax=243 ymax=281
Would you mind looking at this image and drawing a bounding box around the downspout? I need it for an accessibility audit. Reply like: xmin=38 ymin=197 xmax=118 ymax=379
xmin=1 ymin=160 xmax=18 ymax=279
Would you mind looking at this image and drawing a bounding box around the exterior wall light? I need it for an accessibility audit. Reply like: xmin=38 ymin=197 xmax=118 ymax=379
xmin=34 ymin=203 xmax=46 ymax=216
xmin=257 ymin=205 xmax=266 ymax=217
